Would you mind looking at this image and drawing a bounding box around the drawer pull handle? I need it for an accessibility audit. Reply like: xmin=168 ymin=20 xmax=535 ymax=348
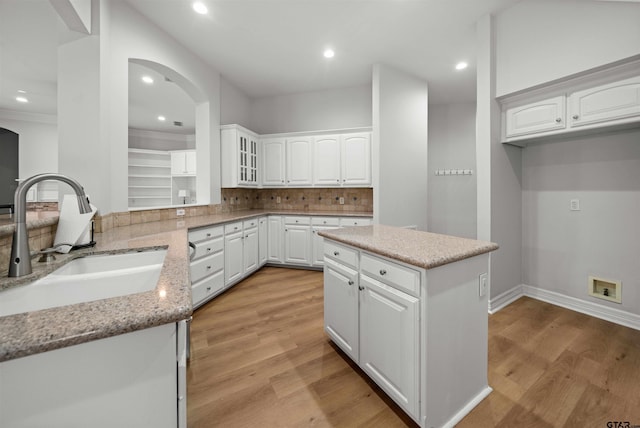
xmin=333 ymin=251 xmax=339 ymax=256
xmin=380 ymin=269 xmax=387 ymax=276
xmin=206 ymin=233 xmax=211 ymax=237
xmin=573 ymin=114 xmax=579 ymax=120
xmin=207 ymin=248 xmax=211 ymax=252
xmin=358 ymin=285 xmax=364 ymax=291
xmin=206 ymin=287 xmax=211 ymax=291
xmin=206 ymin=265 xmax=212 ymax=270
xmin=555 ymin=117 xmax=562 ymax=123
xmin=348 ymin=280 xmax=354 ymax=286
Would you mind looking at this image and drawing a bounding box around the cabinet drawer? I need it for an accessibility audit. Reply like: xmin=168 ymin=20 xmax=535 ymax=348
xmin=324 ymin=241 xmax=358 ymax=269
xmin=243 ymin=218 xmax=259 ymax=230
xmin=284 ymin=216 xmax=311 ymax=226
xmin=192 ymin=270 xmax=224 ymax=306
xmin=192 ymin=236 xmax=223 ymax=261
xmin=339 ymin=217 xmax=372 ymax=227
xmin=361 ymin=253 xmax=420 ymax=296
xmin=189 ymin=225 xmax=223 ymax=243
xmin=312 ymin=216 xmax=340 ymax=227
xmin=191 ymin=251 xmax=224 ymax=283
xmin=224 ymin=221 xmax=243 ymax=234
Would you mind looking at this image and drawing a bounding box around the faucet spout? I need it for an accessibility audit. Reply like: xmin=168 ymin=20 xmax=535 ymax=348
xmin=8 ymin=173 xmax=92 ymax=278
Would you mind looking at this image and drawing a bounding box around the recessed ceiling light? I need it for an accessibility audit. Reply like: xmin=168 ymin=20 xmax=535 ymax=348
xmin=157 ymin=115 xmax=166 ymax=122
xmin=455 ymin=61 xmax=468 ymax=71
xmin=16 ymin=96 xmax=29 ymax=103
xmin=193 ymin=2 xmax=208 ymax=14
xmin=17 ymin=90 xmax=26 ymax=94
xmin=323 ymin=49 xmax=335 ymax=59
xmin=142 ymin=75 xmax=154 ymax=84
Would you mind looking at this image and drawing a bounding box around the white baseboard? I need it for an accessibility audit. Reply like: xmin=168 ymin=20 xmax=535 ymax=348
xmin=488 ymin=285 xmax=524 ymax=314
xmin=489 ymin=284 xmax=640 ymax=331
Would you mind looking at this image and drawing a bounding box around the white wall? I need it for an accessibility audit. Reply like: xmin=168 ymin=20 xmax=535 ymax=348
xmin=495 ymin=0 xmax=640 ymax=96
xmin=477 ymin=14 xmax=523 ymax=300
xmin=0 ymin=112 xmax=58 ymax=179
xmin=427 ymin=103 xmax=476 ymax=239
xmin=249 ymin=85 xmax=372 ymax=134
xmin=373 ymin=64 xmax=429 ymax=230
xmin=522 ymin=129 xmax=640 ymax=316
xmin=220 ymin=78 xmax=251 ymax=129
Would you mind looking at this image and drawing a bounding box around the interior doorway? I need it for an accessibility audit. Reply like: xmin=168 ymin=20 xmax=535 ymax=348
xmin=0 ymin=128 xmax=19 ymax=213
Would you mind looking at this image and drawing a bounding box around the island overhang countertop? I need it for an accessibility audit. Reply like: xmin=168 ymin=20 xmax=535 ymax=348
xmin=319 ymin=224 xmax=499 ymax=269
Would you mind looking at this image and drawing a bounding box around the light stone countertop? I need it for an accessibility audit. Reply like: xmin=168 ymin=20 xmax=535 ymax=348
xmin=319 ymin=224 xmax=499 ymax=270
xmin=0 ymin=209 xmax=372 ymax=362
xmin=0 ymin=211 xmax=60 ymax=235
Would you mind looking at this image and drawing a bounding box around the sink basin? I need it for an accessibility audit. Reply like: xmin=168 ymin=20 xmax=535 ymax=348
xmin=0 ymin=250 xmax=167 ymax=317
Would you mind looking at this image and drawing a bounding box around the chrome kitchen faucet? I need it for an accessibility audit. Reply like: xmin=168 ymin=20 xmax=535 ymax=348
xmin=8 ymin=173 xmax=92 ymax=278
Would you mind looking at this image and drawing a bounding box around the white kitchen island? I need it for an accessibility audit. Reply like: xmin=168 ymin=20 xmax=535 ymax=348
xmin=319 ymin=225 xmax=498 ymax=428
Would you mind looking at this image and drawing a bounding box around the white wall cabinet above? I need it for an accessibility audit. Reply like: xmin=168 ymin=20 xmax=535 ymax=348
xmin=170 ymin=150 xmax=196 ymax=176
xmin=221 ymin=124 xmax=372 ymax=188
xmin=221 ymin=125 xmax=260 ymax=188
xmin=501 ymin=62 xmax=640 ymax=146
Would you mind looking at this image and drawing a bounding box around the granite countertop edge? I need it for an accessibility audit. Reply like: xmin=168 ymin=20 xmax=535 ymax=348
xmin=0 ymin=209 xmax=373 ymax=362
xmin=318 ymin=224 xmax=499 ymax=270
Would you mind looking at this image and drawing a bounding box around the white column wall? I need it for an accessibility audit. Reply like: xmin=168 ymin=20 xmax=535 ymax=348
xmin=372 ymin=64 xmax=428 ymax=231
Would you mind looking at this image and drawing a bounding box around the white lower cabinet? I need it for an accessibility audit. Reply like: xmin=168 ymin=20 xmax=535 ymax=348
xmin=225 ymin=223 xmax=245 ymax=286
xmin=0 ymin=322 xmax=187 ymax=428
xmin=258 ymin=216 xmax=268 ymax=266
xmin=359 ymin=274 xmax=419 ymax=419
xmin=323 ymin=256 xmax=359 ymax=361
xmin=189 ymin=225 xmax=224 ymax=307
xmin=267 ymin=215 xmax=284 ymax=263
xmin=323 ymin=238 xmax=492 ymax=427
xmin=284 ymin=216 xmax=311 ymax=265
xmin=243 ymin=223 xmax=259 ymax=274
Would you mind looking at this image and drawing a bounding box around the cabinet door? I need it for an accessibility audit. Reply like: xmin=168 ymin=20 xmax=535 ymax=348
xmin=323 ymin=259 xmax=359 ymax=361
xmin=284 ymin=224 xmax=311 ymax=265
xmin=267 ymin=216 xmax=283 ymax=263
xmin=286 ymin=137 xmax=313 ymax=186
xmin=171 ymin=152 xmax=186 ymax=175
xmin=262 ymin=139 xmax=286 ymax=186
xmin=311 ymin=226 xmax=339 ymax=267
xmin=359 ymin=274 xmax=420 ymax=420
xmin=570 ymin=75 xmax=640 ymax=128
xmin=224 ymin=232 xmax=244 ymax=285
xmin=505 ymin=96 xmax=566 ymax=138
xmin=313 ymin=135 xmax=341 ymax=186
xmin=342 ymin=133 xmax=371 ymax=186
xmin=243 ymin=227 xmax=259 ymax=274
xmin=185 ymin=151 xmax=196 ymax=175
xmin=258 ymin=217 xmax=268 ymax=266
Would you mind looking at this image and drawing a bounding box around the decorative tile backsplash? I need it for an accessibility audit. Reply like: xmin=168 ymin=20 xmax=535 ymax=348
xmin=0 ymin=187 xmax=372 ymax=272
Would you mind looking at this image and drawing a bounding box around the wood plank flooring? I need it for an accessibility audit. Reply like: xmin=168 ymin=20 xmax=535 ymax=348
xmin=187 ymin=267 xmax=640 ymax=427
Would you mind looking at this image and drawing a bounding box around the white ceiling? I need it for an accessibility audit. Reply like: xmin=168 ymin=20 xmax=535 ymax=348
xmin=0 ymin=0 xmax=544 ymax=132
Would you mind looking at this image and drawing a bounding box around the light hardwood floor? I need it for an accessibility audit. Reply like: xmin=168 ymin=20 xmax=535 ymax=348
xmin=187 ymin=267 xmax=640 ymax=428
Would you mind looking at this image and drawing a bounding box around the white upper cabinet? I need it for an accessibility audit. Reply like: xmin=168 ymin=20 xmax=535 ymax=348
xmin=221 ymin=125 xmax=259 ymax=187
xmin=504 ymin=96 xmax=566 ymax=138
xmin=262 ymin=138 xmax=286 ymax=187
xmin=286 ymin=137 xmax=313 ymax=186
xmin=569 ymin=75 xmax=640 ymax=128
xmin=501 ymin=63 xmax=640 ymax=145
xmin=170 ymin=150 xmax=196 ymax=176
xmin=312 ymin=133 xmax=371 ymax=187
xmin=313 ymin=135 xmax=341 ymax=186
xmin=341 ymin=133 xmax=371 ymax=186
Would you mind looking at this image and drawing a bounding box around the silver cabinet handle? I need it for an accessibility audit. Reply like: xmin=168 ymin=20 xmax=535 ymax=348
xmin=380 ymin=269 xmax=387 ymax=276
xmin=348 ymin=280 xmax=354 ymax=286
xmin=206 ymin=233 xmax=211 ymax=237
xmin=358 ymin=285 xmax=364 ymax=291
xmin=207 ymin=248 xmax=211 ymax=252
xmin=333 ymin=251 xmax=339 ymax=256
xmin=206 ymin=286 xmax=211 ymax=291
xmin=555 ymin=118 xmax=562 ymax=123
xmin=573 ymin=114 xmax=579 ymax=120
xmin=188 ymin=242 xmax=196 ymax=261
xmin=206 ymin=265 xmax=211 ymax=270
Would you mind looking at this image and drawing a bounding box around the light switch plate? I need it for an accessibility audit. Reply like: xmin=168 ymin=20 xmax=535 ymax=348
xmin=479 ymin=273 xmax=488 ymax=297
xmin=176 ymin=209 xmax=185 ymax=216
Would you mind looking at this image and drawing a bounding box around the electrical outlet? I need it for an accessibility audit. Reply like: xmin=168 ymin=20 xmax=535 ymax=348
xmin=339 ymin=197 xmax=345 ymax=205
xmin=570 ymin=199 xmax=580 ymax=211
xmin=176 ymin=208 xmax=185 ymax=216
xmin=479 ymin=273 xmax=488 ymax=297
xmin=276 ymin=196 xmax=281 ymax=204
